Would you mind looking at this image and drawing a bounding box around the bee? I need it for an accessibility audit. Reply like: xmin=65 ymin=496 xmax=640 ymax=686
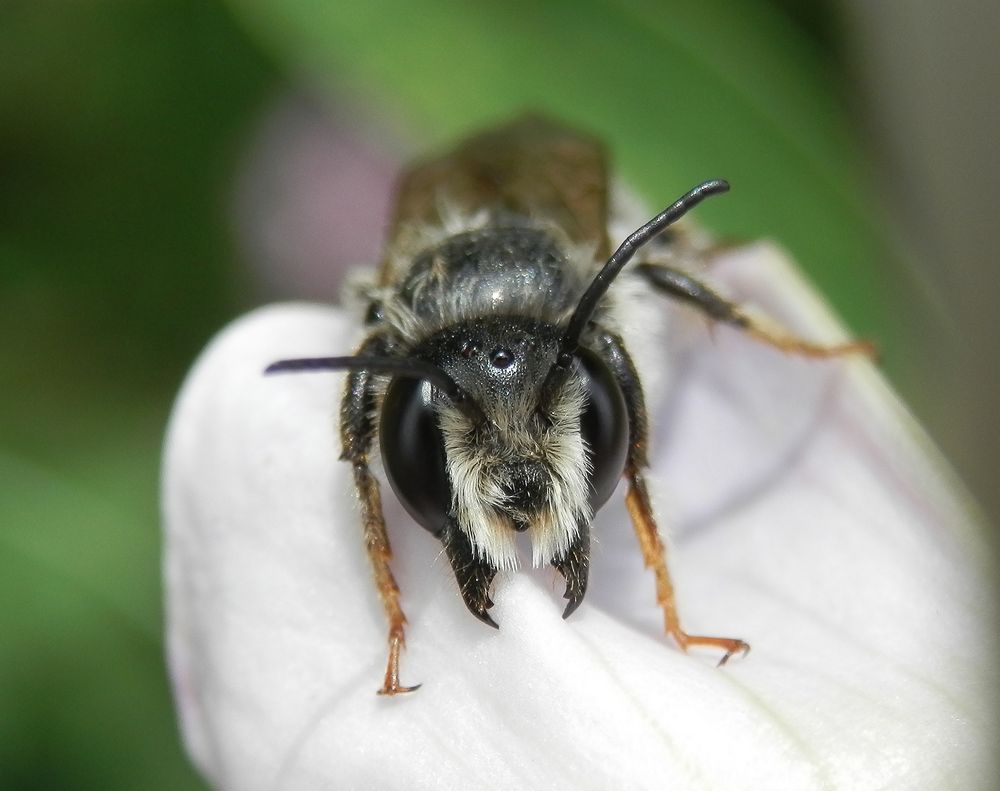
xmin=265 ymin=115 xmax=872 ymax=695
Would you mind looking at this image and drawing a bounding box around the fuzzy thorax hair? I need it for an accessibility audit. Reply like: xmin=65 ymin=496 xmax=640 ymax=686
xmin=437 ymin=376 xmax=592 ymax=571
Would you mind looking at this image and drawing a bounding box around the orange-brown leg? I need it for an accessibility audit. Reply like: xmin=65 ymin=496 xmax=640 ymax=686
xmin=353 ymin=460 xmax=420 ymax=695
xmin=624 ymin=467 xmax=750 ymax=666
xmin=743 ymin=323 xmax=875 ymax=359
xmin=636 ymin=262 xmax=876 ymax=361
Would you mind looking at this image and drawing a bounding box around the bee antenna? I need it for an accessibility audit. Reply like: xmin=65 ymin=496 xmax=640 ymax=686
xmin=265 ymin=355 xmax=487 ymax=424
xmin=538 ymin=179 xmax=730 ymax=409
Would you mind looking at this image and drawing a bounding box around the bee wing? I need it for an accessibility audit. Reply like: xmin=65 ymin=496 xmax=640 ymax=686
xmin=379 ymin=115 xmax=610 ymax=285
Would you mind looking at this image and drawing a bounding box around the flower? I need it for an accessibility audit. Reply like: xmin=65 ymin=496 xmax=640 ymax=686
xmin=163 ymin=242 xmax=996 ymax=790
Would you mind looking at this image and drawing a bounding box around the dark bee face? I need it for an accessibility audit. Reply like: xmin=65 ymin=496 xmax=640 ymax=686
xmin=379 ymin=318 xmax=629 ymax=536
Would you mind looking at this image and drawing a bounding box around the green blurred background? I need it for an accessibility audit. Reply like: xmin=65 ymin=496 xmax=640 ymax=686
xmin=1 ymin=1 xmax=995 ymax=788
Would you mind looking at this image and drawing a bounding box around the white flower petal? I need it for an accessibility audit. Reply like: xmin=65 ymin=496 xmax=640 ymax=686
xmin=163 ymin=245 xmax=995 ymax=791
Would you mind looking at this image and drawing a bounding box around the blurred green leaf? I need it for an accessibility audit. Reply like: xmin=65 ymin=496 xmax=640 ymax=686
xmin=225 ymin=0 xmax=892 ymax=350
xmin=0 ymin=0 xmax=275 ymax=394
xmin=0 ymin=537 xmax=207 ymax=791
xmin=0 ymin=407 xmax=209 ymax=791
xmin=0 ymin=1 xmax=277 ymax=788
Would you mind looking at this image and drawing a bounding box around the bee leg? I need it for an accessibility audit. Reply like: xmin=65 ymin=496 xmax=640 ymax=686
xmin=635 ymin=262 xmax=876 ymax=359
xmin=351 ymin=462 xmax=421 ymax=695
xmin=625 ymin=468 xmax=750 ymax=665
xmin=552 ymin=523 xmax=590 ymax=618
xmin=591 ymin=328 xmax=748 ymax=665
xmin=441 ymin=519 xmax=499 ymax=628
xmin=341 ymin=336 xmax=419 ymax=696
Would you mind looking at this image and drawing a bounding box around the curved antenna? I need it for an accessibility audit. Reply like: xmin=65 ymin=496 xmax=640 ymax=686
xmin=265 ymin=355 xmax=486 ymax=424
xmin=539 ymin=179 xmax=730 ymax=408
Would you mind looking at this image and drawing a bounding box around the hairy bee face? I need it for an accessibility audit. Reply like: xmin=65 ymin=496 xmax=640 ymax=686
xmin=379 ymin=316 xmax=629 ymax=571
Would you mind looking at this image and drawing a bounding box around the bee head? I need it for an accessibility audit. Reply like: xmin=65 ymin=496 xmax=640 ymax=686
xmin=378 ymin=316 xmax=628 ymax=570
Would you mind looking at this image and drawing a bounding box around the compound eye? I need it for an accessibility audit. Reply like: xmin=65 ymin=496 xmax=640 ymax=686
xmin=576 ymin=349 xmax=629 ymax=511
xmin=379 ymin=377 xmax=451 ymax=535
